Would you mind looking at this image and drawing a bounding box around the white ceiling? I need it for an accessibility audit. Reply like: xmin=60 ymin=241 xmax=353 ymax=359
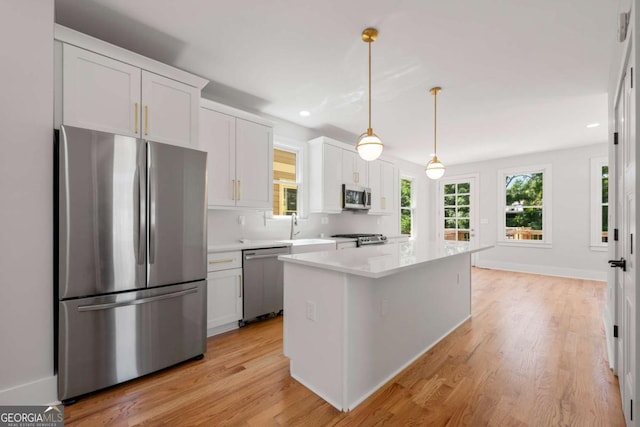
xmin=55 ymin=0 xmax=618 ymax=166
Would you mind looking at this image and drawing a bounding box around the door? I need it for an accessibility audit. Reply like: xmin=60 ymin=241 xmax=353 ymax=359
xmin=206 ymin=268 xmax=243 ymax=330
xmin=380 ymin=162 xmax=397 ymax=213
xmin=440 ymin=175 xmax=478 ymax=246
xmin=147 ymin=142 xmax=207 ymax=287
xmin=342 ymin=150 xmax=368 ymax=186
xmin=324 ymin=144 xmax=344 ymax=212
xmin=235 ymin=118 xmax=272 ymax=208
xmin=58 ymin=126 xmax=146 ymax=299
xmin=616 ymin=56 xmax=636 ymax=424
xmin=368 ymin=161 xmax=382 ymax=213
xmin=199 ymin=108 xmax=236 ymax=207
xmin=242 ymin=247 xmax=287 ymax=320
xmin=141 ymin=70 xmax=199 ymax=148
xmin=63 ymin=44 xmax=141 ymax=137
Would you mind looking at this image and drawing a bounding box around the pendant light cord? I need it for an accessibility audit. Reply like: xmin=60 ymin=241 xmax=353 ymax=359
xmin=433 ymin=89 xmax=437 ymax=156
xmin=368 ymin=39 xmax=372 ymax=131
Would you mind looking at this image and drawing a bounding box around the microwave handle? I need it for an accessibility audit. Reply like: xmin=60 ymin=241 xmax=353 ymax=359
xmin=365 ymin=190 xmax=371 ymax=207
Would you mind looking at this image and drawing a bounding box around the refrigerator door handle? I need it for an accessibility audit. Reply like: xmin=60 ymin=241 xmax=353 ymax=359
xmin=77 ymin=287 xmax=198 ymax=312
xmin=137 ymin=142 xmax=146 ymax=265
xmin=148 ymin=143 xmax=156 ymax=265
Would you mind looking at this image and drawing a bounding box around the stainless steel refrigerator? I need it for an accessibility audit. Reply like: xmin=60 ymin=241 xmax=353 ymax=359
xmin=55 ymin=125 xmax=207 ymax=402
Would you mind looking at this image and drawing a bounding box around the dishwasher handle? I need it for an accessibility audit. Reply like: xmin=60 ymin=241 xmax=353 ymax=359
xmin=244 ymin=253 xmax=287 ymax=261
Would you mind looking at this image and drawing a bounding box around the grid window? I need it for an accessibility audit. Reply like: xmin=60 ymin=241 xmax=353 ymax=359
xmin=498 ymin=164 xmax=552 ymax=246
xmin=590 ymin=157 xmax=608 ymax=249
xmin=273 ymin=148 xmax=299 ymax=216
xmin=400 ymin=178 xmax=413 ymax=236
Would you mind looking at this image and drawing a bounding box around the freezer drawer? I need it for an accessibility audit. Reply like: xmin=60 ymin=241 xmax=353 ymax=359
xmin=58 ymin=281 xmax=206 ymax=401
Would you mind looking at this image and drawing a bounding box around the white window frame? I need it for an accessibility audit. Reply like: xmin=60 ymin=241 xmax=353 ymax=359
xmin=497 ymin=164 xmax=552 ymax=248
xmin=400 ymin=175 xmax=415 ymax=237
xmin=272 ymin=139 xmax=305 ymax=219
xmin=590 ymin=156 xmax=608 ymax=251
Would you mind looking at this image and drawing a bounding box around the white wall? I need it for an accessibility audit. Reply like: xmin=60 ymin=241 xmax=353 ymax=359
xmin=441 ymin=143 xmax=609 ymax=280
xmin=0 ymin=1 xmax=57 ymax=404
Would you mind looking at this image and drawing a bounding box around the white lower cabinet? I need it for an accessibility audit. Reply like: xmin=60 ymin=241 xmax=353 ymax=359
xmin=206 ymin=251 xmax=243 ymax=336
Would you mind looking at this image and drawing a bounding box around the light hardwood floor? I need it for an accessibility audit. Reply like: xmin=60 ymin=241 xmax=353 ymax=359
xmin=64 ymin=268 xmax=625 ymax=426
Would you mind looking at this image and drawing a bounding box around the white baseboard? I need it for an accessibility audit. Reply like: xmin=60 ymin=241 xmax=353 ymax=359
xmin=477 ymin=260 xmax=606 ymax=281
xmin=603 ymin=308 xmax=616 ymax=373
xmin=0 ymin=375 xmax=58 ymax=405
xmin=207 ymin=321 xmax=239 ymax=337
xmin=290 ymin=371 xmax=344 ymax=412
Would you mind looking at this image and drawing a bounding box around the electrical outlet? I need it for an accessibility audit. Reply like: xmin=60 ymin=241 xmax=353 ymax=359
xmin=238 ymin=215 xmax=246 ymax=225
xmin=306 ymin=300 xmax=316 ymax=321
xmin=321 ymin=217 xmax=329 ymax=225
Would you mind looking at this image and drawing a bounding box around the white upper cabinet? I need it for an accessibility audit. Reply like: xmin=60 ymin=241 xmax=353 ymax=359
xmin=63 ymin=44 xmax=141 ymax=137
xmin=380 ymin=161 xmax=397 ymax=214
xmin=368 ymin=160 xmax=382 ymax=213
xmin=199 ymin=101 xmax=273 ymax=210
xmin=342 ymin=150 xmax=369 ymax=187
xmin=309 ymin=137 xmax=344 ymax=214
xmin=235 ymin=118 xmax=273 ymax=208
xmin=368 ymin=160 xmax=397 ymax=215
xmin=200 ymin=108 xmax=236 ymax=207
xmin=56 ymin=25 xmax=207 ymax=149
xmin=141 ymin=70 xmax=199 ymax=147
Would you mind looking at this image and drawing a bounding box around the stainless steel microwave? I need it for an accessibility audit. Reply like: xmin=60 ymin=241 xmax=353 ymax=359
xmin=342 ymin=184 xmax=371 ymax=210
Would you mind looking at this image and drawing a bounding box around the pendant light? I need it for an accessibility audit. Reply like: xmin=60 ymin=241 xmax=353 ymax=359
xmin=356 ymin=28 xmax=383 ymax=161
xmin=425 ymin=86 xmax=446 ymax=179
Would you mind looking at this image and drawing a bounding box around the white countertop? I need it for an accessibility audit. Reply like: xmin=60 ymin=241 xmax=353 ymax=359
xmin=279 ymin=240 xmax=493 ymax=278
xmin=208 ymin=240 xmax=291 ymax=253
xmin=208 ymin=238 xmax=343 ymax=253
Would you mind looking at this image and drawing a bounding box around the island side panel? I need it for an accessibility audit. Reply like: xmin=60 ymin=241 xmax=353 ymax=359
xmin=283 ymin=262 xmax=347 ymax=411
xmin=345 ymin=253 xmax=472 ymax=409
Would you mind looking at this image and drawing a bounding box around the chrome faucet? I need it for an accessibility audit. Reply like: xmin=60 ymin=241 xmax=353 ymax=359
xmin=289 ymin=213 xmax=300 ymax=239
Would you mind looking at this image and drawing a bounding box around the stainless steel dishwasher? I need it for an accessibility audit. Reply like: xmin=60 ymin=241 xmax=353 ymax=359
xmin=242 ymin=246 xmax=290 ymax=323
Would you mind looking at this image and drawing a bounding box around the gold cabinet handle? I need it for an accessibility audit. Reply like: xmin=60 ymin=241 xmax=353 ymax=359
xmin=134 ymin=102 xmax=139 ymax=134
xmin=232 ymin=180 xmax=236 ymax=201
xmin=209 ymin=258 xmax=234 ymax=264
xmin=237 ymin=180 xmax=241 ymax=200
xmin=144 ymin=105 xmax=149 ymax=135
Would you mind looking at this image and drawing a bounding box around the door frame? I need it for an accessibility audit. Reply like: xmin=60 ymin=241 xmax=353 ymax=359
xmin=438 ymin=173 xmax=480 ymax=265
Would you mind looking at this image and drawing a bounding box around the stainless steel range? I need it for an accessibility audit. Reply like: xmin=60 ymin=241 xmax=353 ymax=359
xmin=331 ymin=233 xmax=387 ymax=247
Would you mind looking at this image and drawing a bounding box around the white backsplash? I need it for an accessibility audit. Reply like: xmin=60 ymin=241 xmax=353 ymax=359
xmin=207 ymin=209 xmax=400 ymax=245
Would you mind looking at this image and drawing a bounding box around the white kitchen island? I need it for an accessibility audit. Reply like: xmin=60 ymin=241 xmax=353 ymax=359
xmin=279 ymin=240 xmax=492 ymax=412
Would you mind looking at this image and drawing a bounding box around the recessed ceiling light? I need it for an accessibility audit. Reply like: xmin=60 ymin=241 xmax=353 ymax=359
xmin=299 ymin=110 xmax=310 ymax=117
xmin=586 ymin=123 xmax=600 ymax=128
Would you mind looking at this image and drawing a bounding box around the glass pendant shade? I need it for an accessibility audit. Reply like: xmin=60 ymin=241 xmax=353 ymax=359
xmin=356 ymin=130 xmax=383 ymax=161
xmin=426 ymin=86 xmax=445 ymax=180
xmin=425 ymin=156 xmax=446 ymax=179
